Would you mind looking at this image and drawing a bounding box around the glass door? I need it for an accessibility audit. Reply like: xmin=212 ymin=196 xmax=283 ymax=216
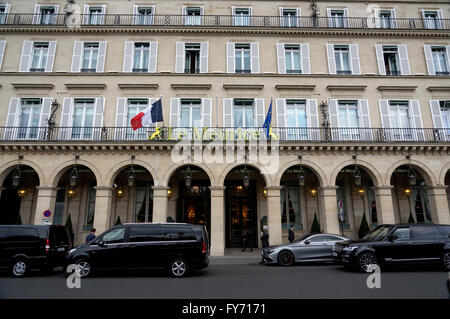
xmin=18 ymin=99 xmax=41 ymax=140
xmin=389 ymin=102 xmax=412 ymax=141
xmin=71 ymin=100 xmax=94 ymax=140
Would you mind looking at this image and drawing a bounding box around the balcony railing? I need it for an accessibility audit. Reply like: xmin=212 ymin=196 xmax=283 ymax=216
xmin=0 ymin=14 xmax=449 ymax=30
xmin=1 ymin=127 xmax=449 ymax=143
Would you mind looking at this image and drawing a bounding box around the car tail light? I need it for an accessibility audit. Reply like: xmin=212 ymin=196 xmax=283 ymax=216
xmin=45 ymin=239 xmax=50 ymax=254
xmin=202 ymin=241 xmax=207 ymax=254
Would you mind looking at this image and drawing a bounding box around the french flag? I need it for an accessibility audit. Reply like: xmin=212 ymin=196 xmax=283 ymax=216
xmin=131 ymin=99 xmax=163 ymax=130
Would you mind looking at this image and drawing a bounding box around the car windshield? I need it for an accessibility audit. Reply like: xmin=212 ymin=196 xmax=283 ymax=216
xmin=362 ymin=225 xmax=391 ymax=241
xmin=293 ymin=234 xmax=312 ymax=243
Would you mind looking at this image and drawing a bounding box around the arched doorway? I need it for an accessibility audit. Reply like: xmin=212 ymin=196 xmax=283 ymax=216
xmin=110 ymin=165 xmax=154 ymax=226
xmin=390 ymin=165 xmax=432 ymax=224
xmin=0 ymin=165 xmax=39 ymax=225
xmin=54 ymin=164 xmax=97 ymax=244
xmin=168 ymin=165 xmax=211 ymax=235
xmin=279 ymin=165 xmax=321 ymax=238
xmin=335 ymin=165 xmax=377 ymax=239
xmin=223 ymin=165 xmax=266 ymax=248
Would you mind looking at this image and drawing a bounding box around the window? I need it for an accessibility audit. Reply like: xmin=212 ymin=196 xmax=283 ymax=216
xmin=161 ymin=226 xmax=196 ymax=241
xmin=89 ymin=7 xmax=103 ymax=25
xmin=84 ymin=181 xmax=96 ymax=230
xmin=233 ymin=99 xmax=254 ymax=128
xmin=280 ymin=187 xmax=301 ymax=230
xmin=82 ymin=43 xmax=99 ymax=72
xmin=0 ymin=5 xmax=7 ymax=24
xmin=235 ymin=44 xmax=251 ymax=73
xmin=30 ymin=43 xmax=49 ymax=72
xmin=72 ymin=99 xmax=95 ymax=139
xmin=338 ymin=101 xmax=359 ymax=140
xmin=185 ymin=7 xmax=201 ymax=26
xmin=391 ymin=227 xmax=410 ymax=241
xmin=129 ymin=226 xmax=161 ymax=242
xmin=39 ymin=6 xmax=57 ymax=25
xmin=330 ymin=10 xmax=345 ymax=28
xmin=383 ymin=46 xmax=400 ymax=75
xmin=133 ymin=43 xmax=149 ymax=72
xmin=440 ymin=101 xmax=450 ymax=130
xmin=378 ymin=10 xmax=397 ymax=29
xmin=126 ymin=99 xmax=149 ymax=139
xmin=412 ymin=226 xmax=442 ymax=240
xmin=431 ymin=47 xmax=449 ymax=75
xmin=281 ymin=9 xmax=298 ymax=27
xmin=135 ymin=181 xmax=153 ymax=222
xmin=389 ymin=101 xmax=412 ymax=140
xmin=184 ymin=43 xmax=200 ymax=73
xmin=423 ymin=11 xmax=439 ymax=29
xmin=6 ymin=228 xmax=39 ymax=242
xmin=234 ymin=8 xmax=250 ymax=26
xmin=285 ymin=100 xmax=307 ymax=140
xmin=284 ymin=45 xmax=301 ymax=73
xmin=18 ymin=99 xmax=41 ymax=139
xmin=136 ymin=7 xmax=153 ymax=25
xmin=180 ymin=99 xmax=202 ymax=127
xmin=308 ymin=235 xmax=329 ymax=243
xmin=102 ymin=227 xmax=125 ymax=244
xmin=334 ymin=46 xmax=351 ymax=74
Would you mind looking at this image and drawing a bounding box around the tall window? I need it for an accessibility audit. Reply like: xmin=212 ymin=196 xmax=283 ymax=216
xmin=334 ymin=46 xmax=351 ymax=74
xmin=389 ymin=101 xmax=412 ymax=140
xmin=18 ymin=99 xmax=41 ymax=139
xmin=30 ymin=43 xmax=49 ymax=72
xmin=383 ymin=46 xmax=400 ymax=75
xmin=135 ymin=181 xmax=153 ymax=223
xmin=235 ymin=44 xmax=251 ymax=73
xmin=185 ymin=43 xmax=200 ymax=73
xmin=89 ymin=7 xmax=103 ymax=25
xmin=285 ymin=45 xmax=301 ymax=73
xmin=133 ymin=43 xmax=149 ymax=72
xmin=234 ymin=99 xmax=254 ymax=128
xmin=281 ymin=9 xmax=298 ymax=27
xmin=234 ymin=8 xmax=250 ymax=26
xmin=338 ymin=100 xmax=359 ymax=140
xmin=423 ymin=11 xmax=439 ymax=29
xmin=82 ymin=43 xmax=99 ymax=72
xmin=137 ymin=7 xmax=153 ymax=25
xmin=126 ymin=99 xmax=149 ymax=139
xmin=285 ymin=100 xmax=307 ymax=140
xmin=39 ymin=6 xmax=57 ymax=25
xmin=330 ymin=10 xmax=345 ymax=28
xmin=72 ymin=99 xmax=94 ymax=139
xmin=84 ymin=181 xmax=96 ymax=230
xmin=280 ymin=187 xmax=301 ymax=230
xmin=185 ymin=7 xmax=201 ymax=26
xmin=0 ymin=6 xmax=7 ymax=24
xmin=180 ymin=99 xmax=202 ymax=127
xmin=432 ymin=47 xmax=449 ymax=75
xmin=440 ymin=101 xmax=450 ymax=129
xmin=379 ymin=10 xmax=393 ymax=29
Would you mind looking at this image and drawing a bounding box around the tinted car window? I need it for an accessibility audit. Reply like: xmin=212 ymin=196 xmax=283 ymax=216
xmin=162 ymin=226 xmax=196 ymax=240
xmin=326 ymin=235 xmax=344 ymax=242
xmin=391 ymin=227 xmax=410 ymax=241
xmin=436 ymin=225 xmax=450 ymax=238
xmin=102 ymin=228 xmax=125 ymax=244
xmin=0 ymin=227 xmax=8 ymax=242
xmin=412 ymin=226 xmax=442 ymax=240
xmin=308 ymin=235 xmax=328 ymax=243
xmin=7 ymin=227 xmax=39 ymax=242
xmin=129 ymin=226 xmax=161 ymax=242
xmin=50 ymin=227 xmax=69 ymax=246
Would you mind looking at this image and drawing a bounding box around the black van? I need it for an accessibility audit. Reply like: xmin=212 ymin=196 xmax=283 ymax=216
xmin=0 ymin=225 xmax=73 ymax=277
xmin=66 ymin=223 xmax=209 ymax=278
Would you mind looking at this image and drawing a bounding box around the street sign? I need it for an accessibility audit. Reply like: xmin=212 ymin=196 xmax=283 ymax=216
xmin=43 ymin=210 xmax=52 ymax=218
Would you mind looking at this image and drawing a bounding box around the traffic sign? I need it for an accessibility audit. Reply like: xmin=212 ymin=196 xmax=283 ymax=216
xmin=43 ymin=210 xmax=52 ymax=218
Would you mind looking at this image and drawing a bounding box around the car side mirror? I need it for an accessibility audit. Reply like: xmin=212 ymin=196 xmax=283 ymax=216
xmin=388 ymin=235 xmax=398 ymax=242
xmin=98 ymin=241 xmax=106 ymax=247
xmin=304 ymin=240 xmax=311 ymax=245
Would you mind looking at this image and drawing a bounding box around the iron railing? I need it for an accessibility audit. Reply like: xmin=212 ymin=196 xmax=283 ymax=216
xmin=0 ymin=14 xmax=449 ymax=30
xmin=0 ymin=127 xmax=449 ymax=143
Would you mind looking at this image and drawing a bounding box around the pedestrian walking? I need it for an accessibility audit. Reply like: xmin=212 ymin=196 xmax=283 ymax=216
xmin=288 ymin=225 xmax=295 ymax=243
xmin=86 ymin=228 xmax=96 ymax=243
xmin=242 ymin=231 xmax=253 ymax=252
xmin=260 ymin=229 xmax=269 ymax=249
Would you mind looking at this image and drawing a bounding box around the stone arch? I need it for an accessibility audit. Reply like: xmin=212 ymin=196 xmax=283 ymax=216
xmin=438 ymin=162 xmax=450 ymax=186
xmin=330 ymin=159 xmax=383 ymax=187
xmin=218 ymin=161 xmax=272 ymax=186
xmin=385 ymin=159 xmax=436 ymax=186
xmin=162 ymin=161 xmax=215 ymax=186
xmin=275 ymin=159 xmax=327 ymax=187
xmin=0 ymin=159 xmax=44 ymax=186
xmin=105 ymin=159 xmax=159 ymax=187
xmin=49 ymin=159 xmax=102 ymax=187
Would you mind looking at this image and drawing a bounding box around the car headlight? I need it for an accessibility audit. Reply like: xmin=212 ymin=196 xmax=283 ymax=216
xmin=68 ymin=248 xmax=77 ymax=255
xmin=265 ymin=249 xmax=275 ymax=254
xmin=343 ymin=246 xmax=358 ymax=252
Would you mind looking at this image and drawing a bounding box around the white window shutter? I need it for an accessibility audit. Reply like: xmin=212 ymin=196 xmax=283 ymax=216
xmin=358 ymin=99 xmax=373 ymax=141
xmin=33 ymin=4 xmax=41 ymax=24
xmin=437 ymin=10 xmax=444 ymax=29
xmin=175 ymin=42 xmax=185 ymax=73
xmin=375 ymin=45 xmax=386 ymax=75
xmin=182 ymin=5 xmax=187 ymax=25
xmin=149 ymin=42 xmax=158 ymax=73
xmin=251 ymin=42 xmax=260 ymax=74
xmin=94 ymin=97 xmax=105 ymax=128
xmin=409 ymin=100 xmax=424 ymax=141
xmin=398 ymin=45 xmax=411 ymax=75
xmin=200 ymin=6 xmax=204 ymax=25
xmin=279 ymin=7 xmax=284 ymax=27
xmin=3 ymin=98 xmax=20 ymax=140
xmin=45 ymin=41 xmax=57 ymax=72
xmin=71 ymin=41 xmax=83 ymax=72
xmin=248 ymin=7 xmax=253 ymax=26
xmin=115 ymin=98 xmax=127 ymax=140
xmin=226 ymin=42 xmax=235 ymax=73
xmin=101 ymin=5 xmax=107 ymax=24
xmin=276 ymin=43 xmax=286 ymax=74
xmin=231 ymin=6 xmax=236 ymax=26
xmin=169 ymin=98 xmax=181 ymax=127
xmin=429 ymin=100 xmax=443 ymax=129
xmin=300 ymin=43 xmax=311 ymax=74
xmin=378 ymin=99 xmax=391 ymax=128
xmin=59 ymin=98 xmax=73 ymax=140
xmin=123 ymin=41 xmax=134 ymax=72
xmin=423 ymin=45 xmax=435 ymax=75
xmin=0 ymin=40 xmax=6 ymax=71
xmin=4 ymin=3 xmax=10 ymax=15
xmin=97 ymin=42 xmax=107 ymax=72
xmin=276 ymin=98 xmax=286 ymax=127
xmin=307 ymin=99 xmax=320 ymax=141
xmin=373 ymin=8 xmax=380 ymax=28
xmin=326 ymin=44 xmax=336 ymax=74
xmin=327 ymin=8 xmax=332 ymax=27
xmin=349 ymin=44 xmax=361 ymax=75
xmin=38 ymin=98 xmax=52 ymax=139
xmin=296 ymin=8 xmax=302 ymax=27
xmin=202 ymin=98 xmax=212 ymax=127
xmin=200 ymin=42 xmax=208 ymax=73
xmin=343 ymin=8 xmax=349 ymax=27
xmin=132 ymin=5 xmax=138 ymax=25
xmin=255 ymin=98 xmax=265 ymax=127
xmin=328 ymin=99 xmax=339 ymax=128
xmin=82 ymin=5 xmax=89 ymax=25
xmin=446 ymin=46 xmax=450 ymax=72
xmin=19 ymin=41 xmax=33 ymax=72
xmin=391 ymin=9 xmax=398 ymax=29
xmin=223 ymin=98 xmax=233 ymax=127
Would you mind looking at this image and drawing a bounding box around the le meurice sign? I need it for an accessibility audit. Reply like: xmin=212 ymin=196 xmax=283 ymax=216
xmin=147 ymin=127 xmax=279 ymax=141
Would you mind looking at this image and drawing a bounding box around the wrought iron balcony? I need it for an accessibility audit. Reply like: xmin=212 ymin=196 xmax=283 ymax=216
xmin=0 ymin=127 xmax=449 ymax=143
xmin=0 ymin=14 xmax=448 ymax=30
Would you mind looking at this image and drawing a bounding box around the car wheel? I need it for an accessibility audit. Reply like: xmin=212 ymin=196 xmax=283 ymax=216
xmin=10 ymin=258 xmax=29 ymax=278
xmin=277 ymin=251 xmax=294 ymax=267
xmin=74 ymin=259 xmax=92 ymax=278
xmin=356 ymin=252 xmax=378 ymax=273
xmin=442 ymin=251 xmax=450 ymax=271
xmin=169 ymin=258 xmax=189 ymax=278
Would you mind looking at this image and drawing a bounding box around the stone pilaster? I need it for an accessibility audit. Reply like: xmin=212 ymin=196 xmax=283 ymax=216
xmin=209 ymin=186 xmax=225 ymax=256
xmin=319 ymin=186 xmax=340 ymax=235
xmin=33 ymin=186 xmax=57 ymax=225
xmin=266 ymin=186 xmax=283 ymax=245
xmin=93 ymin=187 xmax=113 ymax=235
xmin=373 ymin=186 xmax=396 ymax=224
xmin=425 ymin=185 xmax=450 ymax=224
xmin=152 ymin=186 xmax=169 ymax=222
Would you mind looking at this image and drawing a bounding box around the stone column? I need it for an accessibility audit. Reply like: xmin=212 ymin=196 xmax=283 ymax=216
xmin=33 ymin=186 xmax=57 ymax=225
xmin=209 ymin=186 xmax=225 ymax=256
xmin=373 ymin=186 xmax=396 ymax=224
xmin=93 ymin=187 xmax=113 ymax=235
xmin=266 ymin=186 xmax=283 ymax=245
xmin=426 ymin=185 xmax=450 ymax=224
xmin=319 ymin=186 xmax=340 ymax=235
xmin=152 ymin=186 xmax=169 ymax=222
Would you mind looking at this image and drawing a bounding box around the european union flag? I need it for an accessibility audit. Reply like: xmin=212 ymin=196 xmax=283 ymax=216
xmin=262 ymin=100 xmax=273 ymax=139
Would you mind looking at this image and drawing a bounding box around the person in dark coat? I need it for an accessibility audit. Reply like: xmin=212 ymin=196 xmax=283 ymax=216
xmin=85 ymin=228 xmax=96 ymax=243
xmin=288 ymin=225 xmax=295 ymax=243
xmin=242 ymin=231 xmax=252 ymax=252
xmin=260 ymin=230 xmax=269 ymax=248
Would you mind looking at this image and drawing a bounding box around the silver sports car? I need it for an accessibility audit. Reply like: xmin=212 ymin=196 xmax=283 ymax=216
xmin=261 ymin=233 xmax=350 ymax=266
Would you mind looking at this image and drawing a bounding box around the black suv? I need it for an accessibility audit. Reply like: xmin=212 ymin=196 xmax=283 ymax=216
xmin=0 ymin=225 xmax=73 ymax=277
xmin=66 ymin=223 xmax=209 ymax=278
xmin=333 ymin=224 xmax=450 ymax=272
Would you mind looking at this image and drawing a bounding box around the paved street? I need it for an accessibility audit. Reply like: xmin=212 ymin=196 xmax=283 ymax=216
xmin=0 ymin=253 xmax=448 ymax=299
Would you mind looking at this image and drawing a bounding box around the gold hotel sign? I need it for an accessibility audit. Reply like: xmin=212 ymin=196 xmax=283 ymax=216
xmin=148 ymin=127 xmax=279 ymax=141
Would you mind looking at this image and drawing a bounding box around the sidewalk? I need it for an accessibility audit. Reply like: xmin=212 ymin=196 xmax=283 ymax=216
xmin=209 ymin=248 xmax=263 ymax=265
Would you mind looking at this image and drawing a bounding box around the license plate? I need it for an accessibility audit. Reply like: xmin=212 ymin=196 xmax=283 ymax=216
xmin=57 ymin=247 xmax=66 ymax=252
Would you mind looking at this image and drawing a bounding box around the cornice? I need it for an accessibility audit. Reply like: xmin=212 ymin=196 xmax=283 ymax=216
xmin=171 ymin=84 xmax=212 ymax=90
xmin=327 ymin=85 xmax=367 ymax=91
xmin=12 ymin=83 xmax=55 ymax=89
xmin=276 ymin=85 xmax=316 ymax=91
xmin=377 ymin=86 xmax=418 ymax=91
xmin=427 ymin=86 xmax=450 ymax=92
xmin=65 ymin=83 xmax=107 ymax=89
xmin=118 ymin=83 xmax=159 ymax=89
xmin=223 ymin=84 xmax=264 ymax=90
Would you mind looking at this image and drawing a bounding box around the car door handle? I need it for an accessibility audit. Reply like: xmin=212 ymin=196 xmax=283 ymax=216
xmin=127 ymin=244 xmax=137 ymax=248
